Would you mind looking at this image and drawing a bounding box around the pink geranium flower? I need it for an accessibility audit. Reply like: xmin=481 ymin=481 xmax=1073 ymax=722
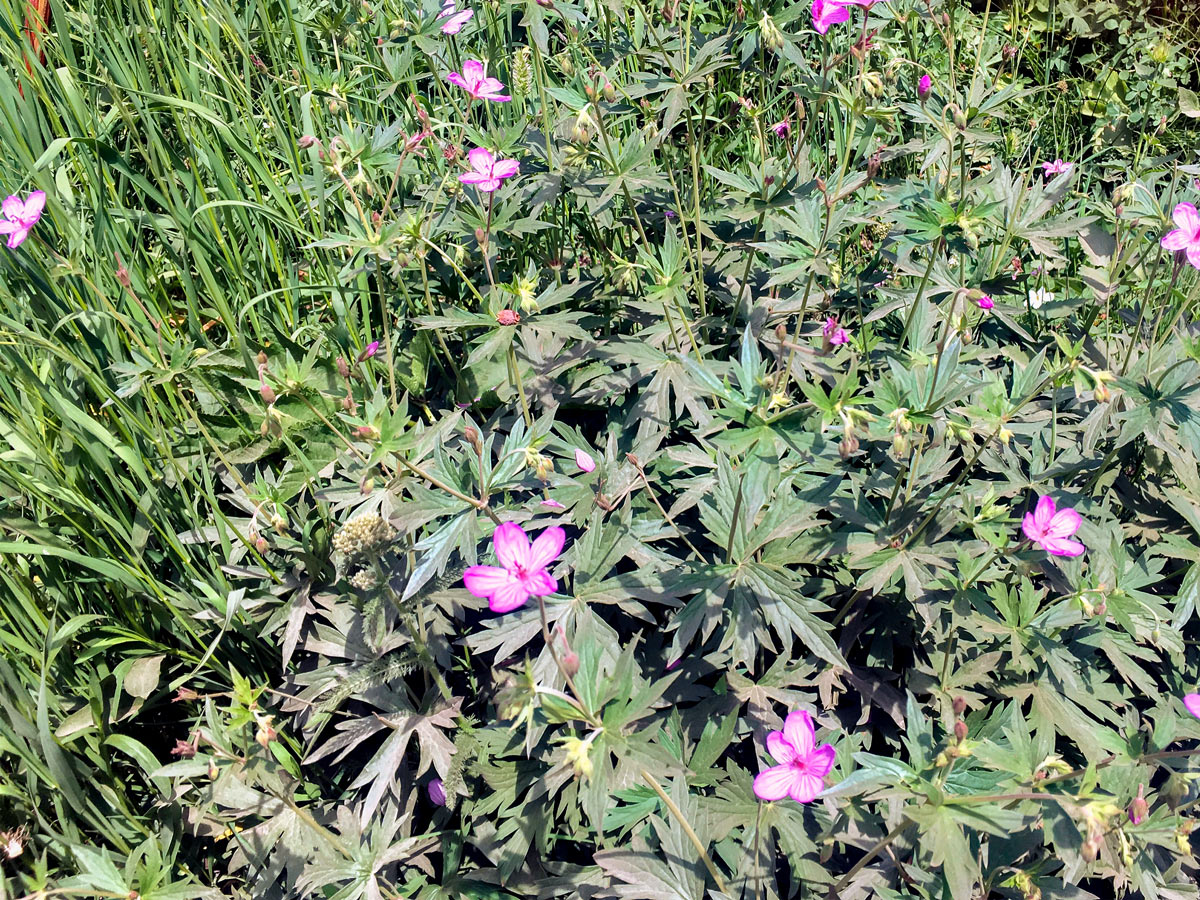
xmin=574 ymin=449 xmax=596 ymax=473
xmin=427 ymin=778 xmax=446 ymax=806
xmin=1040 ymin=159 xmax=1073 ymax=177
xmin=1161 ymin=202 xmax=1200 ymax=270
xmin=823 ymin=316 xmax=850 ymax=346
xmin=459 ymin=147 xmax=519 ymax=193
xmin=1184 ymin=694 xmax=1200 ymax=719
xmin=976 ymin=294 xmax=994 ymax=310
xmin=753 ymin=710 xmax=836 ymax=803
xmin=446 ymin=59 xmax=510 ymax=102
xmin=540 ymin=499 xmax=565 ymax=509
xmin=770 ymin=119 xmax=790 ymax=138
xmin=918 ymin=74 xmax=933 ymax=101
xmin=0 ymin=191 xmax=45 ymax=249
xmin=438 ymin=0 xmax=473 ymax=34
xmin=1021 ymin=494 xmax=1085 ymax=557
xmin=811 ymin=0 xmax=849 ymax=33
xmin=463 ymin=522 xmax=564 ymax=613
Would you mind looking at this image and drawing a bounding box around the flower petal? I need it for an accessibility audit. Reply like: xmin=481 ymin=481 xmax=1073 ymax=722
xmin=1 ymin=196 xmax=22 ymax=219
xmin=6 ymin=227 xmax=29 ymax=248
xmin=1174 ymin=202 xmax=1200 ymax=234
xmin=807 ymin=743 xmax=837 ymax=778
xmin=1042 ymin=537 xmax=1085 ymax=557
xmin=787 ymin=771 xmax=826 ymax=803
xmin=525 ymin=570 xmax=557 ymax=595
xmin=1187 ymin=243 xmax=1200 ymax=271
xmin=0 ymin=221 xmax=19 ymax=234
xmin=1044 ymin=508 xmax=1082 ymax=539
xmin=574 ymin=448 xmax=596 ymax=473
xmin=446 ymin=71 xmax=468 ymax=90
xmin=752 ymin=765 xmax=794 ymax=801
xmin=765 ymin=731 xmax=799 ymax=765
xmin=782 ymin=710 xmax=816 ymax=757
xmin=527 ymin=525 xmax=565 ymax=571
xmin=1020 ymin=511 xmax=1042 ymax=543
xmin=1162 ymin=229 xmax=1191 ymax=251
xmin=489 ymin=580 xmax=530 ymax=614
xmin=1184 ymin=693 xmax=1200 ymax=719
xmin=22 ymin=191 xmax=44 ymax=220
xmin=463 ymin=565 xmax=513 ymax=598
xmin=490 ymin=159 xmax=520 ymax=179
xmin=467 ymin=146 xmax=495 ymax=173
xmin=460 ymin=59 xmax=484 ymax=84
xmin=441 ymin=8 xmax=472 ymax=32
xmin=492 ymin=521 xmax=530 ymax=569
xmin=1033 ymin=494 xmax=1056 ymax=531
xmin=459 ymin=171 xmax=493 ymax=185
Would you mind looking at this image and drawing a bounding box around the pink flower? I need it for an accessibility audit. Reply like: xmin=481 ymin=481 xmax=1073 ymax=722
xmin=976 ymin=294 xmax=994 ymax=310
xmin=540 ymin=499 xmax=565 ymax=509
xmin=0 ymin=191 xmax=45 ymax=249
xmin=438 ymin=0 xmax=473 ymax=33
xmin=1040 ymin=159 xmax=1073 ymax=177
xmin=753 ymin=710 xmax=836 ymax=803
xmin=459 ymin=147 xmax=519 ymax=193
xmin=811 ymin=0 xmax=849 ymax=33
xmin=823 ymin=316 xmax=850 ymax=346
xmin=1161 ymin=202 xmax=1200 ymax=270
xmin=1021 ymin=494 xmax=1085 ymax=557
xmin=358 ymin=340 xmax=380 ymax=361
xmin=918 ymin=74 xmax=932 ymax=101
xmin=574 ymin=448 xmax=596 ymax=473
xmin=463 ymin=522 xmax=564 ymax=613
xmin=770 ymin=119 xmax=790 ymax=138
xmin=427 ymin=778 xmax=446 ymax=806
xmin=1185 ymin=694 xmax=1200 ymax=719
xmin=446 ymin=59 xmax=511 ymax=102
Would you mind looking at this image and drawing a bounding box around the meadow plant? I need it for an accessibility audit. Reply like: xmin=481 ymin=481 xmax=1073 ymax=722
xmin=1 ymin=0 xmax=1200 ymax=897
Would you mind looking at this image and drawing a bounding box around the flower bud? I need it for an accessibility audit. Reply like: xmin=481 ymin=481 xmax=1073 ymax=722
xmin=428 ymin=778 xmax=446 ymax=806
xmin=298 ymin=135 xmax=318 ymax=149
xmin=255 ymin=534 xmax=268 ymax=553
xmin=603 ymin=81 xmax=616 ymax=102
xmin=259 ymin=383 xmax=277 ymax=405
xmin=838 ymin=434 xmax=859 ymax=460
xmin=918 ymin=74 xmax=932 ymax=101
xmin=336 ymin=356 xmax=350 ymax=379
xmin=1128 ymin=784 xmax=1149 ymax=825
xmin=954 ymin=720 xmax=968 ymax=743
xmin=497 ymin=309 xmax=520 ymax=326
xmin=952 ymin=696 xmax=966 ymax=716
xmin=464 ymin=425 xmax=479 ymax=447
xmin=341 ymin=394 xmax=357 ymax=413
xmin=562 ymin=651 xmax=580 ymax=676
xmin=949 ymin=103 xmax=967 ymax=130
xmin=360 ymin=476 xmax=375 ymax=495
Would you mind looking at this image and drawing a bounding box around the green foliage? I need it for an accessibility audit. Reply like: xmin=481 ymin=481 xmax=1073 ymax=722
xmin=2 ymin=0 xmax=1200 ymax=897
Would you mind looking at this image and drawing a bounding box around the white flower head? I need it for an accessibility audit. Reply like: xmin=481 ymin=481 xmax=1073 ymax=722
xmin=1028 ymin=287 xmax=1054 ymax=310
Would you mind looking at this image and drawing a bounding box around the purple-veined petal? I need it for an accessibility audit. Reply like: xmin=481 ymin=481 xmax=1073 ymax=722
xmin=527 ymin=526 xmax=565 ymax=570
xmin=808 ymin=743 xmax=837 ymax=778
xmin=489 ymin=580 xmax=530 ymax=613
xmin=0 ymin=221 xmax=20 ymax=234
xmin=1173 ymin=202 xmax=1199 ymax=233
xmin=463 ymin=565 xmax=513 ymax=597
xmin=467 ymin=146 xmax=495 ymax=172
xmin=460 ymin=59 xmax=484 ymax=83
xmin=1020 ymin=510 xmax=1042 ymax=543
xmin=574 ymin=448 xmax=596 ymax=473
xmin=446 ymin=71 xmax=469 ymax=90
xmin=490 ymin=159 xmax=520 ymax=179
xmin=783 ymin=710 xmax=816 ymax=757
xmin=1045 ymin=508 xmax=1082 ymax=539
xmin=752 ymin=765 xmax=794 ymax=801
xmin=765 ymin=731 xmax=798 ymax=765
xmin=22 ymin=191 xmax=44 ymax=221
xmin=1162 ymin=229 xmax=1190 ymax=251
xmin=1032 ymin=495 xmax=1056 ymax=531
xmin=1187 ymin=243 xmax=1200 ymax=271
xmin=6 ymin=227 xmax=29 ymax=248
xmin=459 ymin=171 xmax=494 ymax=185
xmin=1041 ymin=537 xmax=1085 ymax=557
xmin=442 ymin=9 xmax=473 ymax=33
xmin=787 ymin=771 xmax=826 ymax=803
xmin=492 ymin=521 xmax=530 ymax=569
xmin=525 ymin=570 xmax=557 ymax=595
xmin=1 ymin=196 xmax=22 ymax=220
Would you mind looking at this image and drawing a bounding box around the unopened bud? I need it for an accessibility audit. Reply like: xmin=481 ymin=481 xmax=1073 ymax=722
xmin=298 ymin=135 xmax=318 ymax=149
xmin=341 ymin=394 xmax=357 ymax=412
xmin=562 ymin=651 xmax=579 ymax=676
xmin=954 ymin=720 xmax=968 ymax=743
xmin=257 ymin=351 xmax=269 ymax=367
xmin=255 ymin=535 xmax=268 ymax=553
xmin=838 ymin=434 xmax=859 ymax=459
xmin=603 ymin=81 xmax=615 ymax=102
xmin=259 ymin=383 xmax=277 ymax=404
xmin=360 ymin=477 xmax=375 ymax=495
xmin=952 ymin=696 xmax=966 ymax=716
xmin=584 ymin=84 xmax=596 ymax=101
xmin=464 ymin=425 xmax=479 ymax=447
xmin=1128 ymin=784 xmax=1149 ymax=825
